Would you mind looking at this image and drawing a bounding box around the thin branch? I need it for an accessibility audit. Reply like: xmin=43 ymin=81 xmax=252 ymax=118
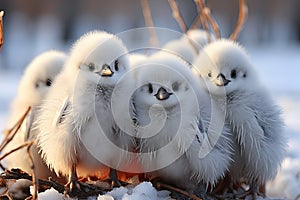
xmin=0 ymin=107 xmax=31 ymax=152
xmin=203 ymin=7 xmax=220 ymax=39
xmin=1 ymin=169 xmax=66 ymax=194
xmin=155 ymin=181 xmax=203 ymax=200
xmin=190 ymin=13 xmax=202 ymax=29
xmin=168 ymin=0 xmax=187 ymax=33
xmin=140 ymin=0 xmax=159 ymax=47
xmin=230 ymin=0 xmax=248 ymax=40
xmin=194 ymin=0 xmax=211 ymax=42
xmin=1 ymin=169 xmax=111 ymax=199
xmin=0 ymin=141 xmax=34 ymax=161
xmin=0 ymin=11 xmax=3 ymax=51
xmin=27 ymin=143 xmax=38 ymax=200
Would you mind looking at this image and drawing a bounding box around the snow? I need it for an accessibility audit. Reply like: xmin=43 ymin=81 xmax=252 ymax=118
xmin=32 ymin=182 xmax=171 ymax=200
xmin=1 ymin=44 xmax=300 ymax=199
xmin=97 ymin=182 xmax=171 ymax=200
xmin=32 ymin=187 xmax=66 ymax=200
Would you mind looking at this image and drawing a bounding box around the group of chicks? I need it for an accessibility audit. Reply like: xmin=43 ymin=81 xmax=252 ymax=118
xmin=2 ymin=29 xmax=287 ymax=199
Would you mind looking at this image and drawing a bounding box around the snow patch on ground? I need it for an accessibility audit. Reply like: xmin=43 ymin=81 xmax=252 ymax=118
xmin=32 ymin=187 xmax=66 ymax=200
xmin=32 ymin=182 xmax=172 ymax=200
xmin=98 ymin=182 xmax=171 ymax=200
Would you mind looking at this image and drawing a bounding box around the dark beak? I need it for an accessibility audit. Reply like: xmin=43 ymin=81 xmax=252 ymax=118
xmin=99 ymin=64 xmax=114 ymax=77
xmin=155 ymin=87 xmax=172 ymax=101
xmin=215 ymin=73 xmax=231 ymax=86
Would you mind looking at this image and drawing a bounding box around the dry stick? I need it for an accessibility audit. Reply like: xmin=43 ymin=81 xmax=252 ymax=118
xmin=0 ymin=107 xmax=31 ymax=152
xmin=168 ymin=0 xmax=187 ymax=33
xmin=155 ymin=182 xmax=202 ymax=200
xmin=194 ymin=0 xmax=211 ymax=43
xmin=190 ymin=0 xmax=204 ymax=29
xmin=190 ymin=13 xmax=202 ymax=29
xmin=203 ymin=7 xmax=221 ymax=39
xmin=0 ymin=141 xmax=34 ymax=161
xmin=140 ymin=0 xmax=159 ymax=47
xmin=27 ymin=143 xmax=38 ymax=200
xmin=0 ymin=11 xmax=4 ymax=50
xmin=230 ymin=0 xmax=248 ymax=40
xmin=1 ymin=169 xmax=66 ymax=194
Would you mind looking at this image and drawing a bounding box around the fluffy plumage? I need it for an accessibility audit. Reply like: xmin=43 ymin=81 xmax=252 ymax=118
xmin=36 ymin=31 xmax=134 ymax=186
xmin=129 ymin=53 xmax=147 ymax=67
xmin=186 ymin=29 xmax=212 ymax=52
xmin=161 ymin=29 xmax=211 ymax=64
xmin=162 ymin=36 xmax=195 ymax=64
xmin=3 ymin=50 xmax=66 ymax=180
xmin=132 ymin=52 xmax=232 ymax=191
xmin=193 ymin=39 xmax=287 ymax=192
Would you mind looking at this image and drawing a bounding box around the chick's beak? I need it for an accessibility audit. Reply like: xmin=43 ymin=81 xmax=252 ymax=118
xmin=155 ymin=87 xmax=173 ymax=101
xmin=215 ymin=73 xmax=231 ymax=86
xmin=99 ymin=64 xmax=114 ymax=77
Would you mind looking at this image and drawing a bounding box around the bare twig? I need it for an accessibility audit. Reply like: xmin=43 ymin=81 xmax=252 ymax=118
xmin=194 ymin=0 xmax=221 ymax=40
xmin=0 ymin=141 xmax=34 ymax=161
xmin=0 ymin=11 xmax=3 ymax=50
xmin=230 ymin=0 xmax=248 ymax=40
xmin=1 ymin=169 xmax=111 ymax=199
xmin=27 ymin=144 xmax=38 ymax=200
xmin=168 ymin=0 xmax=187 ymax=33
xmin=140 ymin=0 xmax=159 ymax=47
xmin=190 ymin=13 xmax=202 ymax=29
xmin=194 ymin=0 xmax=211 ymax=42
xmin=203 ymin=7 xmax=220 ymax=39
xmin=155 ymin=181 xmax=202 ymax=200
xmin=0 ymin=107 xmax=31 ymax=152
xmin=1 ymin=169 xmax=66 ymax=194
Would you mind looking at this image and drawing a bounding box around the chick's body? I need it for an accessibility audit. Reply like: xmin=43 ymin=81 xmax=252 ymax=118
xmin=132 ymin=52 xmax=232 ymax=191
xmin=36 ymin=31 xmax=135 ymax=186
xmin=193 ymin=39 xmax=287 ymax=192
xmin=3 ymin=50 xmax=66 ymax=180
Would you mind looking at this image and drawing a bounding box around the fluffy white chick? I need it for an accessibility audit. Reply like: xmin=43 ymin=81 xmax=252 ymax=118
xmin=132 ymin=52 xmax=232 ymax=191
xmin=193 ymin=39 xmax=287 ymax=196
xmin=36 ymin=31 xmax=134 ymax=189
xmin=186 ymin=29 xmax=212 ymax=52
xmin=162 ymin=36 xmax=195 ymax=64
xmin=3 ymin=50 xmax=66 ymax=180
xmin=129 ymin=53 xmax=147 ymax=67
xmin=161 ymin=29 xmax=211 ymax=64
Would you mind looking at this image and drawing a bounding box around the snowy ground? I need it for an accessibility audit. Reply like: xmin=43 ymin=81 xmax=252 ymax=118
xmin=0 ymin=44 xmax=300 ymax=199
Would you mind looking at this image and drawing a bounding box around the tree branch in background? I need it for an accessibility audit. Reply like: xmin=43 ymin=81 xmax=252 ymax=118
xmin=203 ymin=7 xmax=220 ymax=39
xmin=168 ymin=0 xmax=187 ymax=33
xmin=190 ymin=13 xmax=202 ymax=30
xmin=194 ymin=0 xmax=212 ymax=42
xmin=141 ymin=0 xmax=159 ymax=47
xmin=230 ymin=0 xmax=248 ymax=40
xmin=0 ymin=107 xmax=31 ymax=153
xmin=0 ymin=11 xmax=4 ymax=51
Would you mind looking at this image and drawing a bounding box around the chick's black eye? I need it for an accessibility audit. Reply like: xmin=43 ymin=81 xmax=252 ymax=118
xmin=172 ymin=82 xmax=180 ymax=91
xmin=46 ymin=79 xmax=52 ymax=87
xmin=148 ymin=83 xmax=153 ymax=93
xmin=208 ymin=72 xmax=212 ymax=78
xmin=88 ymin=62 xmax=95 ymax=71
xmin=114 ymin=60 xmax=119 ymax=71
xmin=231 ymin=69 xmax=237 ymax=79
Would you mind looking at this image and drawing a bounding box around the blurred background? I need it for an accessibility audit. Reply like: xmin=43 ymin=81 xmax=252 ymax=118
xmin=0 ymin=1 xmax=300 ymax=198
xmin=0 ymin=0 xmax=300 ymax=70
